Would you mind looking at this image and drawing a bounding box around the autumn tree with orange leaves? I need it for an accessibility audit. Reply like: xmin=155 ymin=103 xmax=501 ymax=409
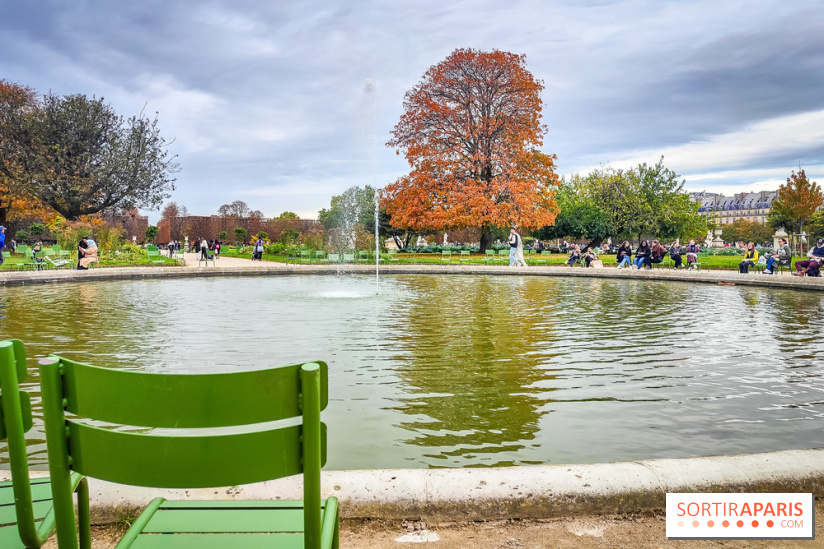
xmin=384 ymin=49 xmax=558 ymax=251
xmin=0 ymin=80 xmax=43 ymax=226
xmin=768 ymin=169 xmax=823 ymax=238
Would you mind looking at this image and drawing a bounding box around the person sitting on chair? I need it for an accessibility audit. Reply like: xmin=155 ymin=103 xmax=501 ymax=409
xmin=76 ymin=237 xmax=89 ymax=270
xmin=763 ymin=237 xmax=791 ymax=275
xmin=669 ymin=239 xmax=683 ymax=269
xmin=738 ymin=242 xmax=758 ymax=273
xmin=647 ymin=240 xmax=668 ymax=269
xmin=793 ymin=238 xmax=824 ymax=277
xmin=633 ymin=240 xmax=650 ymax=269
xmin=616 ymin=241 xmax=632 ymax=269
xmin=565 ymin=244 xmax=581 ymax=266
xmin=582 ymin=246 xmax=598 ymax=268
xmin=78 ymin=240 xmax=98 ymax=269
xmin=686 ymin=239 xmax=700 ymax=269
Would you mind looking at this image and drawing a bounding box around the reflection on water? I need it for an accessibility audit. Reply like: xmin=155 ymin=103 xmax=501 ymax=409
xmin=1 ymin=274 xmax=824 ymax=470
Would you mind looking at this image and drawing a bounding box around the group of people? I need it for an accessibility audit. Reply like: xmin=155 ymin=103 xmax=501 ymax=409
xmin=614 ymin=239 xmax=691 ymax=270
xmin=192 ymin=238 xmax=221 ymax=260
xmin=76 ymin=236 xmax=98 ymax=270
xmin=165 ymin=240 xmax=184 ymax=258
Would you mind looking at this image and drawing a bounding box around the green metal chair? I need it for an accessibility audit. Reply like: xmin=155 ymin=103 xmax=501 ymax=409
xmin=459 ymin=250 xmax=471 ymax=263
xmin=483 ymin=249 xmax=495 ymax=263
xmin=440 ymin=250 xmax=452 ymax=263
xmin=39 ymin=356 xmax=339 ymax=549
xmin=0 ymin=340 xmax=89 ymax=549
xmin=173 ymin=247 xmax=186 ymax=265
xmin=536 ymin=250 xmax=551 ymax=264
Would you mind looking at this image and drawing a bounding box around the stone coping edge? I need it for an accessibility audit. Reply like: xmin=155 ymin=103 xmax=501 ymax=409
xmin=2 ymin=263 xmax=824 ymax=292
xmin=4 ymin=448 xmax=823 ymax=522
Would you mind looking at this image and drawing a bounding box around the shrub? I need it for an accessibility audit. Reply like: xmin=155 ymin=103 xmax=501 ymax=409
xmin=265 ymin=243 xmax=285 ymax=255
xmin=234 ymin=227 xmax=248 ymax=244
xmin=96 ymin=225 xmax=125 ymax=252
xmin=302 ymin=226 xmax=324 ymax=250
xmin=279 ymin=228 xmax=299 ymax=245
xmin=256 ymin=231 xmax=268 ymax=240
xmin=15 ymin=229 xmax=29 ymax=242
xmin=53 ymin=222 xmax=93 ymax=250
xmin=219 ymin=231 xmax=228 ymax=240
xmin=28 ymin=223 xmax=46 ymax=236
xmin=145 ymin=225 xmax=159 ymax=242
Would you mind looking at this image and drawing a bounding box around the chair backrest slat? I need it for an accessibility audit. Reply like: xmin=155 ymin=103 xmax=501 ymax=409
xmin=58 ymin=357 xmax=328 ymax=427
xmin=0 ymin=340 xmax=43 ymax=547
xmin=66 ymin=421 xmax=327 ymax=488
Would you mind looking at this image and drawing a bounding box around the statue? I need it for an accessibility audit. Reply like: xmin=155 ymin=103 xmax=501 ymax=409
xmin=705 ymin=230 xmax=713 ymax=247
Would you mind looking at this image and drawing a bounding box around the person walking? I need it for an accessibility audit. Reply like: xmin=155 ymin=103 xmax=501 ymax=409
xmin=508 ymin=228 xmax=522 ymax=267
xmin=0 ymin=226 xmax=5 ymax=267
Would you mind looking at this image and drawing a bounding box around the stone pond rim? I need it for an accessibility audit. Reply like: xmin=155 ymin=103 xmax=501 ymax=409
xmin=1 ymin=262 xmax=824 ymax=292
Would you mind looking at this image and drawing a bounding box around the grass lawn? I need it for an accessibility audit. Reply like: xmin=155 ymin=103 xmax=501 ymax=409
xmin=1 ymin=251 xmax=182 ymax=270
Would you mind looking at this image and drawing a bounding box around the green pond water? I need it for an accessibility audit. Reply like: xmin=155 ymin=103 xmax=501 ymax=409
xmin=1 ymin=273 xmax=823 ymax=470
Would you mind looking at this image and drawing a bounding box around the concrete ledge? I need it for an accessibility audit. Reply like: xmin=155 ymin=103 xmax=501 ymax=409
xmin=6 ymin=449 xmax=824 ymax=522
xmin=2 ymin=263 xmax=823 ymax=292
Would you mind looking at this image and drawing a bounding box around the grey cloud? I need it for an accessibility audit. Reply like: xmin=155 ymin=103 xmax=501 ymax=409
xmin=2 ymin=0 xmax=823 ymax=218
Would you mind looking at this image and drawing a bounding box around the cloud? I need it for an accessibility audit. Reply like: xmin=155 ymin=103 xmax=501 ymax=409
xmin=2 ymin=0 xmax=823 ymax=221
xmin=583 ymin=108 xmax=824 ymax=174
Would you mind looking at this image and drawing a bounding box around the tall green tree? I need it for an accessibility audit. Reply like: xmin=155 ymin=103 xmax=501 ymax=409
xmin=319 ymin=185 xmax=425 ymax=249
xmin=536 ymin=158 xmax=705 ymax=245
xmin=1 ymin=91 xmax=178 ymax=220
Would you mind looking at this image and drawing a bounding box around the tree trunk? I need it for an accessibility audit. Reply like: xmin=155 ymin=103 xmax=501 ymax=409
xmin=479 ymin=227 xmax=493 ymax=253
xmin=586 ymin=236 xmax=604 ymax=250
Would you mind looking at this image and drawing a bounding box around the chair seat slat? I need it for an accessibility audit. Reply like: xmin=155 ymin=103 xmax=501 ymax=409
xmin=142 ymin=508 xmax=306 ymax=533
xmin=130 ymin=532 xmax=305 ymax=549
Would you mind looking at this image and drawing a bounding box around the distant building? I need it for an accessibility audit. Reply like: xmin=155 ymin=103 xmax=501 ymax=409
xmin=689 ymin=191 xmax=777 ymax=225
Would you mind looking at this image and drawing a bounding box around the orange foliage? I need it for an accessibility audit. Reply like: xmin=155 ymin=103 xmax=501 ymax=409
xmin=773 ymin=169 xmax=823 ymax=224
xmin=1 ymin=80 xmax=41 ymax=224
xmin=384 ymin=49 xmax=558 ymax=243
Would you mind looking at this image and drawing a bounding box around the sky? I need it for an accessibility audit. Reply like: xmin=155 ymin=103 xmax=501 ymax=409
xmin=3 ymin=0 xmax=823 ymax=222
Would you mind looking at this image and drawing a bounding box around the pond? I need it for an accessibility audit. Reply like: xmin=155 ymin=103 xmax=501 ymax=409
xmin=1 ymin=274 xmax=823 ymax=470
